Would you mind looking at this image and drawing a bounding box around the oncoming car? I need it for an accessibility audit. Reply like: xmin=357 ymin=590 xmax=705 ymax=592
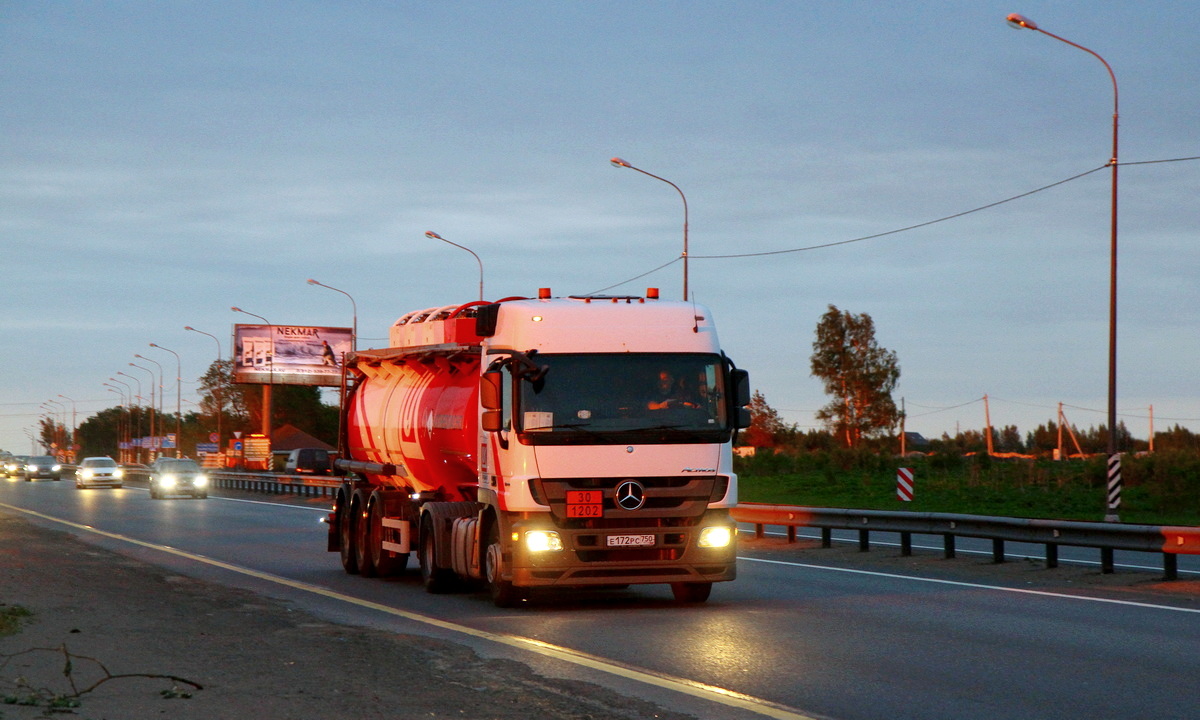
xmin=3 ymin=456 xmax=28 ymax=478
xmin=148 ymin=458 xmax=209 ymax=499
xmin=22 ymin=456 xmax=62 ymax=481
xmin=75 ymin=457 xmax=125 ymax=489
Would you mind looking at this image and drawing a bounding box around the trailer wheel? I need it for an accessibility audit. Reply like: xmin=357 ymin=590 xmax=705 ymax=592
xmin=338 ymin=491 xmax=359 ymax=574
xmin=369 ymin=494 xmax=407 ymax=577
xmin=419 ymin=515 xmax=455 ymax=593
xmin=670 ymin=582 xmax=712 ymax=604
xmin=485 ymin=523 xmax=523 ymax=608
xmin=353 ymin=490 xmax=377 ymax=577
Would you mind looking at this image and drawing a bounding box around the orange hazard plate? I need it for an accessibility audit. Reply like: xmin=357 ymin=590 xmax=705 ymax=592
xmin=567 ymin=503 xmax=603 ymax=518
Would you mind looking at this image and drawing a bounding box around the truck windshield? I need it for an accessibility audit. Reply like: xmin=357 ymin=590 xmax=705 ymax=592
xmin=516 ymin=353 xmax=731 ymax=445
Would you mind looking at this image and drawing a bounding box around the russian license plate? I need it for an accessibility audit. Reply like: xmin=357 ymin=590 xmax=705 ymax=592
xmin=606 ymin=534 xmax=655 ymax=547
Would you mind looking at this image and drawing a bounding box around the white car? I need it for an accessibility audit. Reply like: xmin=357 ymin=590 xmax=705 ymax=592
xmin=76 ymin=457 xmax=125 ymax=489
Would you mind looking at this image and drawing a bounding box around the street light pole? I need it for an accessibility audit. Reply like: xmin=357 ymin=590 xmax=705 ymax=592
xmin=57 ymin=394 xmax=77 ymax=462
xmin=103 ymin=386 xmax=127 ymax=462
xmin=610 ymin=157 xmax=690 ymax=300
xmin=149 ymin=343 xmax=183 ymax=457
xmin=106 ymin=378 xmax=132 ymax=462
xmin=130 ymin=362 xmax=157 ymax=460
xmin=185 ymin=326 xmax=225 ymax=451
xmin=306 ymin=279 xmax=358 ymax=350
xmin=116 ymin=371 xmax=144 ymax=462
xmin=1006 ymin=13 xmax=1121 ymax=522
xmin=424 ymin=232 xmax=485 ymax=302
xmin=232 ymin=307 xmax=274 ymax=439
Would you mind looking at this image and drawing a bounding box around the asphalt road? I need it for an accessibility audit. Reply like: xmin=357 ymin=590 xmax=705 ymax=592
xmin=2 ymin=477 xmax=1198 ymax=720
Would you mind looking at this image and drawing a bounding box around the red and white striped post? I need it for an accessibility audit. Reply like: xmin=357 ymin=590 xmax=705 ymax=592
xmin=897 ymin=467 xmax=914 ymax=502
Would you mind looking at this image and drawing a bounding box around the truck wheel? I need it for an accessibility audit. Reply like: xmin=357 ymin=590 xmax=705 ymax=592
xmin=369 ymin=497 xmax=407 ymax=577
xmin=670 ymin=582 xmax=713 ymax=604
xmin=419 ymin=515 xmax=455 ymax=593
xmin=353 ymin=490 xmax=377 ymax=577
xmin=485 ymin=524 xmax=523 ymax=608
xmin=338 ymin=492 xmax=359 ymax=574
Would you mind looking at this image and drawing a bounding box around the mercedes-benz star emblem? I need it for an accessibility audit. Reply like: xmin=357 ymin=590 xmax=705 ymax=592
xmin=615 ymin=480 xmax=646 ymax=511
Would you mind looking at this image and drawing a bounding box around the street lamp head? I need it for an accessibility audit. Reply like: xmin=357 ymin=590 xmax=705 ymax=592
xmin=306 ymin=278 xmax=319 ymax=286
xmin=424 ymin=231 xmax=443 ymax=241
xmin=231 ymin=306 xmax=242 ymax=313
xmin=610 ymin=157 xmax=631 ymax=169
xmin=149 ymin=342 xmax=160 ymax=349
xmin=1006 ymin=13 xmax=1037 ymax=30
xmin=184 ymin=326 xmax=194 ymax=331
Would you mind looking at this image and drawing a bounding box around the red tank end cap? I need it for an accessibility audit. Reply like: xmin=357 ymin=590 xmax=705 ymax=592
xmin=538 ymin=287 xmax=552 ymax=299
xmin=646 ymin=287 xmax=660 ymax=299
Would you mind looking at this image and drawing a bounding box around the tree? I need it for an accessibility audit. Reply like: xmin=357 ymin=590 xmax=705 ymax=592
xmin=810 ymin=305 xmax=900 ymax=448
xmin=742 ymin=390 xmax=792 ymax=448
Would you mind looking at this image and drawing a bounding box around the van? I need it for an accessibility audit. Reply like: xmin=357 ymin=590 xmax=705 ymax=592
xmin=285 ymin=448 xmax=331 ymax=475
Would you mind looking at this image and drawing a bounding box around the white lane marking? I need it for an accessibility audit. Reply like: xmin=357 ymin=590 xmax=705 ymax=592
xmin=739 ymin=555 xmax=1200 ymax=614
xmin=0 ymin=502 xmax=815 ymax=720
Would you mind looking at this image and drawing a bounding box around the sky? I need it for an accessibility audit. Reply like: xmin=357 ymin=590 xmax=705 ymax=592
xmin=3 ymin=1 xmax=1198 ymax=453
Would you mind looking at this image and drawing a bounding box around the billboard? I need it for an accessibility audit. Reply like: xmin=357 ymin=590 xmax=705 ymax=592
xmin=232 ymin=324 xmax=353 ymax=386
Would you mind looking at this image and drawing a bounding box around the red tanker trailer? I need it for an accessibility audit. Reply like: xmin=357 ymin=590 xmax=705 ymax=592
xmin=329 ymin=288 xmax=750 ymax=606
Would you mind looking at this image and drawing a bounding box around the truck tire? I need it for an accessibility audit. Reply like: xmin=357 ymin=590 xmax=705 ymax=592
xmin=485 ymin=522 xmax=523 ymax=608
xmin=670 ymin=582 xmax=712 ymax=604
xmin=353 ymin=489 xmax=377 ymax=577
xmin=369 ymin=493 xmax=407 ymax=577
xmin=338 ymin=489 xmax=359 ymax=574
xmin=419 ymin=514 xmax=456 ymax=593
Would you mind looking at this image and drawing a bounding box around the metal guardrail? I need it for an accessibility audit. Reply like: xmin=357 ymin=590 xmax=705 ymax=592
xmin=731 ymin=502 xmax=1200 ymax=580
xmin=121 ymin=467 xmax=342 ymax=499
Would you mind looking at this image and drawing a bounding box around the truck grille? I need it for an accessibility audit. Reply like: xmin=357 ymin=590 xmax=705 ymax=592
xmin=532 ymin=475 xmax=725 ymax=526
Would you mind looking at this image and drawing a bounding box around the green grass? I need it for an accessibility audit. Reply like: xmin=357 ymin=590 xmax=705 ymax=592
xmin=0 ymin=604 xmax=32 ymax=637
xmin=735 ymin=449 xmax=1200 ymax=526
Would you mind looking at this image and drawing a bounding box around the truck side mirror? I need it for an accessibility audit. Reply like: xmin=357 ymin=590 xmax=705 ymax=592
xmin=481 ymin=371 xmax=502 ymax=409
xmin=730 ymin=369 xmax=751 ymax=429
xmin=481 ymin=371 xmax=503 ymax=432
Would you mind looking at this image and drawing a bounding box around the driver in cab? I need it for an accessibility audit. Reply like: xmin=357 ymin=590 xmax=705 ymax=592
xmin=647 ymin=369 xmax=699 ymax=411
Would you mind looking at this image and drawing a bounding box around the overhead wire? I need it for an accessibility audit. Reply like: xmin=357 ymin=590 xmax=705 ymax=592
xmin=596 ymin=155 xmax=1198 ymax=289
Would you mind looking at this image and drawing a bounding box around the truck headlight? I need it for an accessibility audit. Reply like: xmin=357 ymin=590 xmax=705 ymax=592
xmin=524 ymin=530 xmax=563 ymax=553
xmin=698 ymin=526 xmax=734 ymax=548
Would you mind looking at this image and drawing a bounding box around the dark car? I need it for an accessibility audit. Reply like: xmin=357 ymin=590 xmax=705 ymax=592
xmin=148 ymin=458 xmax=209 ymax=499
xmin=284 ymin=448 xmax=332 ymax=475
xmin=22 ymin=456 xmax=62 ymax=481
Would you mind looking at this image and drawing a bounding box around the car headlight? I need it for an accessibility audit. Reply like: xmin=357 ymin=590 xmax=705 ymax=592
xmin=523 ymin=530 xmax=563 ymax=553
xmin=51 ymin=464 xmax=61 ymax=472
xmin=81 ymin=469 xmax=95 ymax=479
xmin=113 ymin=468 xmax=124 ymax=479
xmin=160 ymin=474 xmax=178 ymax=488
xmin=697 ymin=525 xmax=734 ymax=549
xmin=194 ymin=475 xmax=209 ymax=487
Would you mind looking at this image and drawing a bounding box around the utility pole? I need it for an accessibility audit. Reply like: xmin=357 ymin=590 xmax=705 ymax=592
xmin=983 ymin=393 xmax=994 ymax=456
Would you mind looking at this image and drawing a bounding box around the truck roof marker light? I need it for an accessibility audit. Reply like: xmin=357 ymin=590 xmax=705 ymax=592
xmin=538 ymin=287 xmax=551 ymax=299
